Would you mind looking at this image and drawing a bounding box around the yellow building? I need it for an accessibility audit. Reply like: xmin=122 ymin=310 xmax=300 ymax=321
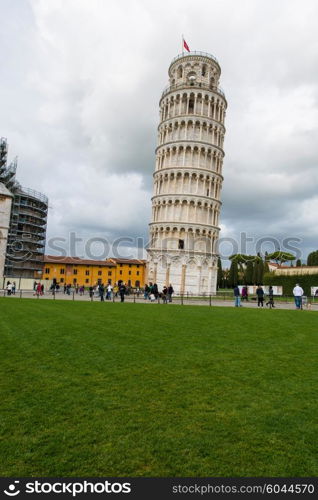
xmin=107 ymin=258 xmax=145 ymax=288
xmin=43 ymin=256 xmax=146 ymax=288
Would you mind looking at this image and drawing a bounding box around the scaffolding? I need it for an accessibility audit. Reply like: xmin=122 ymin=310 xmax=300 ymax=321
xmin=0 ymin=138 xmax=48 ymax=278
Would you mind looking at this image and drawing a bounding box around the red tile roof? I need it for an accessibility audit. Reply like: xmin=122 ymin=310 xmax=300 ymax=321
xmin=108 ymin=258 xmax=146 ymax=265
xmin=44 ymin=255 xmax=116 ymax=267
xmin=269 ymin=262 xmax=294 ymax=269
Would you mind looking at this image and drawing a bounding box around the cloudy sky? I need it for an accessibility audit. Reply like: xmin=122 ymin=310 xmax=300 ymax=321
xmin=1 ymin=0 xmax=318 ymax=263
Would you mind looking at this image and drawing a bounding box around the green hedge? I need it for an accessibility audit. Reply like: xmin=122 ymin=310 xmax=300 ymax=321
xmin=263 ymin=272 xmax=318 ymax=295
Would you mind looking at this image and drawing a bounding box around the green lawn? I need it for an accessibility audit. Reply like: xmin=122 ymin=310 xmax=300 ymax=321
xmin=0 ymin=298 xmax=317 ymax=477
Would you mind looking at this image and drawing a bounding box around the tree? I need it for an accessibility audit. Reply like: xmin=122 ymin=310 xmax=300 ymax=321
xmin=253 ymin=259 xmax=259 ymax=284
xmin=222 ymin=268 xmax=230 ymax=289
xmin=267 ymin=251 xmax=296 ymax=266
xmin=296 ymin=259 xmax=302 ymax=267
xmin=217 ymin=257 xmax=223 ymax=289
xmin=257 ymin=259 xmax=264 ymax=284
xmin=229 ymin=254 xmax=263 ymax=284
xmin=307 ymin=250 xmax=318 ymax=266
xmin=228 ymin=260 xmax=238 ymax=287
xmin=245 ymin=261 xmax=254 ymax=284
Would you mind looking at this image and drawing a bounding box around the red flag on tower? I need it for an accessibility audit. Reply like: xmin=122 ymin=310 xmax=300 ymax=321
xmin=183 ymin=38 xmax=190 ymax=52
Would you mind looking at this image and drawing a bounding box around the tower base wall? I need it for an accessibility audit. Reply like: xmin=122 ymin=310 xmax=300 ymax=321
xmin=146 ymin=251 xmax=218 ymax=295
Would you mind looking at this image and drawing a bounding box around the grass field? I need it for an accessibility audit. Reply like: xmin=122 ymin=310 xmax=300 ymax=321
xmin=0 ymin=298 xmax=317 ymax=477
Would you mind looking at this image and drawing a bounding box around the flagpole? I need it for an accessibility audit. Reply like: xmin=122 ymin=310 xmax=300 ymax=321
xmin=182 ymin=34 xmax=184 ymax=55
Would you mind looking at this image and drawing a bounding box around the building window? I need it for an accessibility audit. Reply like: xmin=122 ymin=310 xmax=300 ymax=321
xmin=73 ymin=278 xmax=77 ymax=284
xmin=73 ymin=269 xmax=78 ymax=275
xmin=85 ymin=278 xmax=89 ymax=283
xmin=136 ymin=264 xmax=139 ymax=268
xmin=119 ymin=270 xmax=122 ymax=275
xmin=128 ymin=280 xmax=131 ymax=287
xmin=98 ymin=271 xmax=102 ymax=276
xmin=60 ymin=268 xmax=65 ymax=274
xmin=120 ymin=264 xmax=123 ymax=267
xmin=207 ymin=189 xmax=209 ymax=196
xmin=135 ymin=280 xmax=140 ymax=287
xmin=178 ymin=239 xmax=185 ymax=249
xmin=85 ymin=270 xmax=90 ymax=276
xmin=45 ymin=268 xmax=50 ymax=274
xmin=128 ymin=271 xmax=131 ymax=275
xmin=129 ymin=264 xmax=132 ymax=268
xmin=136 ymin=271 xmax=139 ymax=276
xmin=108 ymin=271 xmax=112 ymax=276
xmin=60 ymin=278 xmax=64 ymax=283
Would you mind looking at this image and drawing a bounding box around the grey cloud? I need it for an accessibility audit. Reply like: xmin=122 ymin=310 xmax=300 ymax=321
xmin=0 ymin=0 xmax=318 ymax=262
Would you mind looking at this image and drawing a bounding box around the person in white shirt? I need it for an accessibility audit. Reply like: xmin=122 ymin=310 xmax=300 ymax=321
xmin=293 ymin=284 xmax=304 ymax=309
xmin=106 ymin=284 xmax=113 ymax=300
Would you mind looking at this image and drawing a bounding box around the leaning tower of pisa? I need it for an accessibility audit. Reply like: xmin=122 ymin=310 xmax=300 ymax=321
xmin=146 ymin=51 xmax=227 ymax=295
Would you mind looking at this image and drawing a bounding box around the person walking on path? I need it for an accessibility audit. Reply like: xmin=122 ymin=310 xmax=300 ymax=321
xmin=167 ymin=284 xmax=174 ymax=303
xmin=266 ymin=286 xmax=275 ymax=308
xmin=256 ymin=285 xmax=264 ymax=307
xmin=99 ymin=283 xmax=105 ymax=301
xmin=293 ymin=283 xmax=304 ymax=309
xmin=233 ymin=285 xmax=241 ymax=307
xmin=152 ymin=283 xmax=159 ymax=299
xmin=6 ymin=282 xmax=12 ymax=296
xmin=36 ymin=282 xmax=42 ymax=297
xmin=162 ymin=286 xmax=168 ymax=304
xmin=241 ymin=285 xmax=248 ymax=302
xmin=106 ymin=283 xmax=112 ymax=300
xmin=119 ymin=283 xmax=126 ymax=302
xmin=144 ymin=284 xmax=150 ymax=300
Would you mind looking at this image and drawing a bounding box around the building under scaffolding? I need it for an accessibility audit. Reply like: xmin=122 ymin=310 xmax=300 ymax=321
xmin=0 ymin=137 xmax=48 ymax=279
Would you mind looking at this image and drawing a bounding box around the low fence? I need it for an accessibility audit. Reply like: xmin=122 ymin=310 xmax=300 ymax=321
xmin=1 ymin=288 xmax=318 ymax=308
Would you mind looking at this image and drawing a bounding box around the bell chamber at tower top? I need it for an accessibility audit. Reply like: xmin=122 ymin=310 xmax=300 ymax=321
xmin=161 ymin=52 xmax=226 ymax=99
xmin=159 ymin=53 xmax=227 ymax=131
